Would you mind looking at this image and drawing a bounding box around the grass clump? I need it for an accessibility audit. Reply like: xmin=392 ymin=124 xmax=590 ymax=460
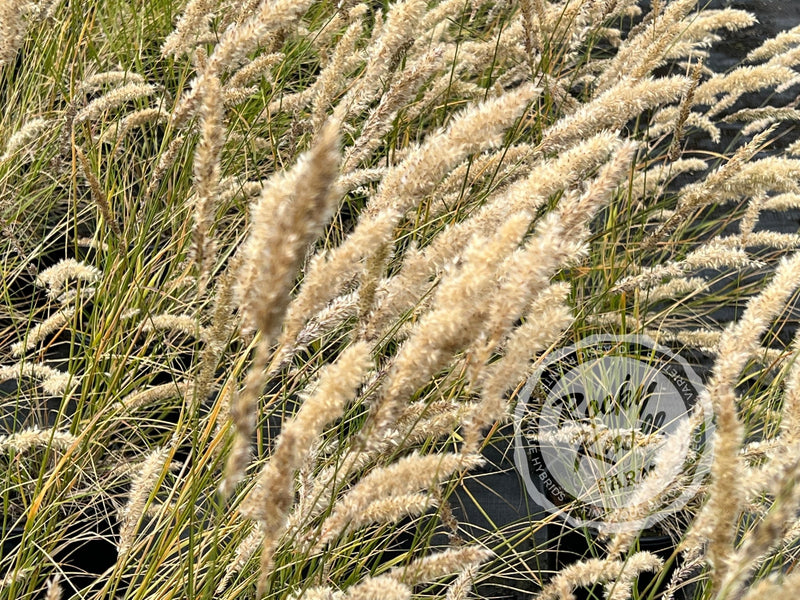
xmin=3 ymin=1 xmax=800 ymax=599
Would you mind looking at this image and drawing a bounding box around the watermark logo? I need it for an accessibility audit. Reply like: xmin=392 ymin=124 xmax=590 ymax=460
xmin=513 ymin=335 xmax=713 ymax=533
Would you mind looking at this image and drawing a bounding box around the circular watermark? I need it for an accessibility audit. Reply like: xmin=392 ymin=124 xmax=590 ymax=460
xmin=513 ymin=335 xmax=713 ymax=533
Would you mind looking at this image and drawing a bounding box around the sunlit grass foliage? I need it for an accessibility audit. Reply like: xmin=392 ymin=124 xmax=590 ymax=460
xmin=3 ymin=1 xmax=800 ymax=599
